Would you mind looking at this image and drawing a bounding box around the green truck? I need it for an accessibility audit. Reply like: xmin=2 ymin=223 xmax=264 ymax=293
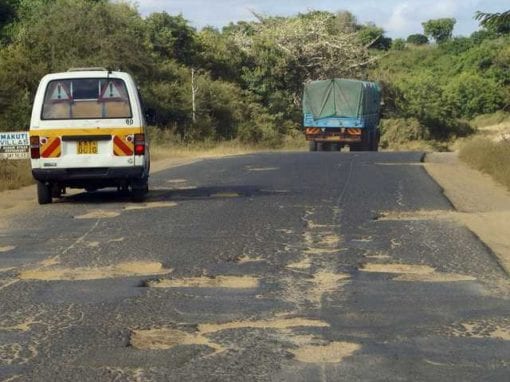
xmin=303 ymin=78 xmax=381 ymax=151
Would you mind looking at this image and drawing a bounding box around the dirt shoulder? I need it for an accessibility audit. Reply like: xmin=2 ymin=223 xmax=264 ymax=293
xmin=425 ymin=152 xmax=510 ymax=275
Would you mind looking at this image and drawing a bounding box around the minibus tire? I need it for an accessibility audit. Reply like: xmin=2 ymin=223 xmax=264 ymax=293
xmin=37 ymin=181 xmax=52 ymax=205
xmin=131 ymin=180 xmax=147 ymax=203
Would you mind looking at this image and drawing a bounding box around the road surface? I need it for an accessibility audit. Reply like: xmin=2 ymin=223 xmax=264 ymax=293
xmin=0 ymin=152 xmax=509 ymax=381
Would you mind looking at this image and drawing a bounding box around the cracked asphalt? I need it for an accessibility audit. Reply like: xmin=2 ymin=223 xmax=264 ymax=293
xmin=0 ymin=151 xmax=509 ymax=381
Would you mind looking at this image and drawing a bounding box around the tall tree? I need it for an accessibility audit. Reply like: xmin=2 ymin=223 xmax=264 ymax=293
xmin=422 ymin=18 xmax=456 ymax=43
xmin=476 ymin=10 xmax=510 ymax=35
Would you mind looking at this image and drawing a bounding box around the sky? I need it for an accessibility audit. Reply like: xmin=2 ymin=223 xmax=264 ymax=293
xmin=135 ymin=0 xmax=509 ymax=38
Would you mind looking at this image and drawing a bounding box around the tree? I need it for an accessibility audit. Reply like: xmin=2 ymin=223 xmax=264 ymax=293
xmin=422 ymin=18 xmax=456 ymax=43
xmin=407 ymin=34 xmax=429 ymax=45
xmin=145 ymin=12 xmax=198 ymax=65
xmin=476 ymin=10 xmax=510 ymax=35
xmin=358 ymin=23 xmax=392 ymax=50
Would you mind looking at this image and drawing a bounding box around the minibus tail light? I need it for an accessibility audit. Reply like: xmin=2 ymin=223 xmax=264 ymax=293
xmin=30 ymin=136 xmax=40 ymax=159
xmin=134 ymin=134 xmax=145 ymax=156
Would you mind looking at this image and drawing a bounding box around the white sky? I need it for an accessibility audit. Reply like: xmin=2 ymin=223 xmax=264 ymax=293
xmin=135 ymin=0 xmax=509 ymax=38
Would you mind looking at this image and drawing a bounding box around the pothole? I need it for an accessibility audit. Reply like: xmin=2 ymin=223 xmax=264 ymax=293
xmin=375 ymin=210 xmax=454 ymax=221
xmin=146 ymin=275 xmax=259 ymax=289
xmin=360 ymin=263 xmax=436 ymax=274
xmin=124 ymin=201 xmax=178 ymax=211
xmin=130 ymin=317 xmax=329 ymax=353
xmin=236 ymin=256 xmax=264 ymax=264
xmin=394 ymin=273 xmax=476 ymax=282
xmin=287 ymin=258 xmax=312 ymax=270
xmin=290 ymin=341 xmax=361 ymax=363
xmin=360 ymin=263 xmax=476 ymax=282
xmin=210 ymin=193 xmax=240 ymax=198
xmin=130 ymin=328 xmax=224 ymax=353
xmin=0 ymin=246 xmax=15 ymax=253
xmin=448 ymin=321 xmax=510 ymax=340
xmin=246 ymin=167 xmax=279 ymax=172
xmin=19 ymin=261 xmax=171 ymax=281
xmin=74 ymin=210 xmax=120 ymax=219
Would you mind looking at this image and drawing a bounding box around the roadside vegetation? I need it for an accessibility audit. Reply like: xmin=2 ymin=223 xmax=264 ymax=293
xmin=0 ymin=159 xmax=33 ymax=191
xmin=459 ymin=136 xmax=510 ymax=191
xmin=0 ymin=1 xmax=508 ymax=189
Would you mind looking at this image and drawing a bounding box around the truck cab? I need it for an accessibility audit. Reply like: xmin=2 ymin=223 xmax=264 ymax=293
xmin=29 ymin=68 xmax=150 ymax=204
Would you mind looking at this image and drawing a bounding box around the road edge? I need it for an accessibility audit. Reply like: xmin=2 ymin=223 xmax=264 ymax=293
xmin=424 ymin=152 xmax=510 ymax=277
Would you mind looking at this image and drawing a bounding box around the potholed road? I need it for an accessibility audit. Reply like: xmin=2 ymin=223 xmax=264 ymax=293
xmin=1 ymin=152 xmax=509 ymax=381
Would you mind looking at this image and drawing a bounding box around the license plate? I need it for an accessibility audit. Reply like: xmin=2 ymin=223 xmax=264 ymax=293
xmin=77 ymin=141 xmax=98 ymax=154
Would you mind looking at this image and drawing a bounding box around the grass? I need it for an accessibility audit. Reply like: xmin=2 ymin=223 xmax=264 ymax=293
xmin=459 ymin=136 xmax=510 ymax=191
xmin=0 ymin=159 xmax=34 ymax=192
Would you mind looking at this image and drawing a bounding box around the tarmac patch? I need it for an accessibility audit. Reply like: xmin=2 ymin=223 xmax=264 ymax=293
xmin=290 ymin=341 xmax=361 ymax=363
xmin=166 ymin=179 xmax=188 ymax=184
xmin=0 ymin=246 xmax=15 ymax=253
xmin=74 ymin=210 xmax=120 ymax=219
xmin=146 ymin=275 xmax=259 ymax=289
xmin=19 ymin=261 xmax=171 ymax=281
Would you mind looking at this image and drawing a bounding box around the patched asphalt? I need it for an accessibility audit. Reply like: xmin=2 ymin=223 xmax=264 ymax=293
xmin=0 ymin=151 xmax=509 ymax=381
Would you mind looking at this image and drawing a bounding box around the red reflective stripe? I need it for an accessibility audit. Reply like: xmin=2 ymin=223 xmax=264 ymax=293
xmin=114 ymin=135 xmax=133 ymax=155
xmin=41 ymin=138 xmax=61 ymax=157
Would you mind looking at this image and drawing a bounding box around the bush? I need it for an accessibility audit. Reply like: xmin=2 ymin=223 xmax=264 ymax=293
xmin=407 ymin=34 xmax=428 ymax=45
xmin=443 ymin=72 xmax=504 ymax=118
xmin=459 ymin=137 xmax=510 ymax=191
xmin=0 ymin=159 xmax=33 ymax=191
xmin=379 ymin=118 xmax=430 ymax=148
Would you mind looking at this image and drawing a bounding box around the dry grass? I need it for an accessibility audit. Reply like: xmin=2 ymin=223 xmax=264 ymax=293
xmin=0 ymin=159 xmax=34 ymax=192
xmin=150 ymin=134 xmax=307 ymax=161
xmin=459 ymin=136 xmax=510 ymax=191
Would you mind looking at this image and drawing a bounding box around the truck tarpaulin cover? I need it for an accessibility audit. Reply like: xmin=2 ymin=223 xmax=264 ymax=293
xmin=303 ymin=79 xmax=380 ymax=120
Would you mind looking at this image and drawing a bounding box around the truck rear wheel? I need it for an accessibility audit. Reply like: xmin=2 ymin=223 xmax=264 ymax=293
xmin=37 ymin=181 xmax=52 ymax=205
xmin=309 ymin=141 xmax=317 ymax=152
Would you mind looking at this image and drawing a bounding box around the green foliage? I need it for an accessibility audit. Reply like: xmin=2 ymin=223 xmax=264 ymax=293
xmin=145 ymin=12 xmax=198 ymax=65
xmin=475 ymin=10 xmax=510 ymax=35
xmin=406 ymin=34 xmax=428 ymax=45
xmin=422 ymin=18 xmax=456 ymax=43
xmin=358 ymin=24 xmax=391 ymax=50
xmin=391 ymin=38 xmax=406 ymax=50
xmin=0 ymin=1 xmax=507 ymax=149
xmin=443 ymin=72 xmax=504 ymax=118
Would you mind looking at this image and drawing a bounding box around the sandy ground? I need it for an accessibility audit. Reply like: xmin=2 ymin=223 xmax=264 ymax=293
xmin=425 ymin=152 xmax=510 ymax=275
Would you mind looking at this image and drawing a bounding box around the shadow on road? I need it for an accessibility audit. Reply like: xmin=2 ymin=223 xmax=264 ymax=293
xmin=55 ymin=185 xmax=291 ymax=205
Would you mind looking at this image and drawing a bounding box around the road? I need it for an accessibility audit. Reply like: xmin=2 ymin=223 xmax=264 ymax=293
xmin=0 ymin=152 xmax=509 ymax=381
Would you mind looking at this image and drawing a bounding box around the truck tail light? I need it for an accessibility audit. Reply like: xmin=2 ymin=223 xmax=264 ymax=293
xmin=30 ymin=136 xmax=40 ymax=159
xmin=134 ymin=134 xmax=145 ymax=156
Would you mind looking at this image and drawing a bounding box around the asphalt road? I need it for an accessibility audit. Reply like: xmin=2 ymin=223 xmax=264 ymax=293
xmin=0 ymin=152 xmax=509 ymax=381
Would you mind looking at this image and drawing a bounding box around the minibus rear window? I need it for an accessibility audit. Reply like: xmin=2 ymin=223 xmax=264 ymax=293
xmin=41 ymin=78 xmax=132 ymax=120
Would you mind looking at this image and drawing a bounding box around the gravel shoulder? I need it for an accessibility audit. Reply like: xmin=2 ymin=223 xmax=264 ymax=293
xmin=425 ymin=152 xmax=510 ymax=275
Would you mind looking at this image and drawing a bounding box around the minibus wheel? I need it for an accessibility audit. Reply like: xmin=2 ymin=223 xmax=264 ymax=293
xmin=37 ymin=181 xmax=52 ymax=205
